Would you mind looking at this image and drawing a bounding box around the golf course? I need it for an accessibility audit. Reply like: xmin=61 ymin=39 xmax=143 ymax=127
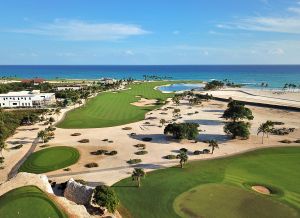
xmin=19 ymin=146 xmax=80 ymax=174
xmin=0 ymin=186 xmax=68 ymax=218
xmin=57 ymin=81 xmax=179 ymax=128
xmin=113 ymin=147 xmax=300 ymax=218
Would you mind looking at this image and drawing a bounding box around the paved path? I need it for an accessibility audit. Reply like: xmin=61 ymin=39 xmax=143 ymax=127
xmin=7 ymin=137 xmax=39 ymax=179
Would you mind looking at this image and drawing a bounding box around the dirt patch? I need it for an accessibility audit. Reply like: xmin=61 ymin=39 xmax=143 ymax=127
xmin=251 ymin=185 xmax=271 ymax=195
xmin=131 ymin=98 xmax=158 ymax=107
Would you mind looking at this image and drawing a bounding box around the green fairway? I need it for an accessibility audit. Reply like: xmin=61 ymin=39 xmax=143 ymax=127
xmin=19 ymin=146 xmax=80 ymax=174
xmin=113 ymin=147 xmax=300 ymax=218
xmin=57 ymin=81 xmax=178 ymax=128
xmin=0 ymin=186 xmax=68 ymax=218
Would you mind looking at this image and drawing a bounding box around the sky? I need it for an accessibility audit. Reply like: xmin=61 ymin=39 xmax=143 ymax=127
xmin=0 ymin=0 xmax=300 ymax=65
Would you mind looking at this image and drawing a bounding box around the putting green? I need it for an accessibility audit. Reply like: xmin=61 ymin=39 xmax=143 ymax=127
xmin=0 ymin=186 xmax=68 ymax=218
xmin=114 ymin=147 xmax=300 ymax=218
xmin=19 ymin=146 xmax=80 ymax=174
xmin=57 ymin=81 xmax=187 ymax=128
xmin=174 ymin=183 xmax=298 ymax=218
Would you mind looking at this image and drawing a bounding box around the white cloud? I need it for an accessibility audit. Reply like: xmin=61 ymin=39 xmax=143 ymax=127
xmin=7 ymin=19 xmax=150 ymax=41
xmin=217 ymin=3 xmax=300 ymax=34
xmin=267 ymin=48 xmax=285 ymax=55
xmin=218 ymin=16 xmax=300 ymax=34
xmin=288 ymin=7 xmax=300 ymax=14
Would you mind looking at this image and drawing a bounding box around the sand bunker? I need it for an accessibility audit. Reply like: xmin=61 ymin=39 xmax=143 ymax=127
xmin=131 ymin=98 xmax=158 ymax=107
xmin=251 ymin=185 xmax=271 ymax=195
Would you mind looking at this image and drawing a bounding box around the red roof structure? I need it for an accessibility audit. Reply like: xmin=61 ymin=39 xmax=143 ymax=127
xmin=21 ymin=78 xmax=45 ymax=84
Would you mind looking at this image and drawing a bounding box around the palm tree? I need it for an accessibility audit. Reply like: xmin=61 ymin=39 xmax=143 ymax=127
xmin=160 ymin=119 xmax=166 ymax=127
xmin=132 ymin=168 xmax=146 ymax=188
xmin=257 ymin=121 xmax=273 ymax=144
xmin=0 ymin=140 xmax=8 ymax=157
xmin=37 ymin=130 xmax=47 ymax=143
xmin=208 ymin=140 xmax=219 ymax=154
xmin=178 ymin=151 xmax=188 ymax=168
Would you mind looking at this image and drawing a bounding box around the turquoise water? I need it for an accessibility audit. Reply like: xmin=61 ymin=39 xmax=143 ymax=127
xmin=158 ymin=83 xmax=204 ymax=92
xmin=0 ymin=65 xmax=299 ymax=89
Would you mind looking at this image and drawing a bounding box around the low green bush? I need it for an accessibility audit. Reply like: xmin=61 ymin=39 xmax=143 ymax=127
xmin=78 ymin=139 xmax=89 ymax=143
xmin=127 ymin=159 xmax=142 ymax=164
xmin=106 ymin=150 xmax=118 ymax=156
xmin=135 ymin=150 xmax=148 ymax=155
xmin=85 ymin=162 xmax=98 ymax=168
xmin=164 ymin=155 xmax=177 ymax=159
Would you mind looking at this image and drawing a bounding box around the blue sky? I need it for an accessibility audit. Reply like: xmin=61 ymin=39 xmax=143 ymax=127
xmin=0 ymin=0 xmax=300 ymax=64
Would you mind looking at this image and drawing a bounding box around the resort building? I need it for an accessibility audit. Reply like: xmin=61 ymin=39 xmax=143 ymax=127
xmin=21 ymin=78 xmax=45 ymax=86
xmin=0 ymin=90 xmax=56 ymax=108
xmin=56 ymin=86 xmax=82 ymax=91
xmin=98 ymin=78 xmax=117 ymax=84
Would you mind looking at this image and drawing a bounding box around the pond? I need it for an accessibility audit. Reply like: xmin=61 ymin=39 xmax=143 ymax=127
xmin=158 ymin=83 xmax=204 ymax=93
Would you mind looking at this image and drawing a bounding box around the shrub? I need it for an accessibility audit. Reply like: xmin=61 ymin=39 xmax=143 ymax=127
xmin=204 ymin=80 xmax=224 ymax=90
xmin=92 ymin=185 xmax=120 ymax=213
xmin=90 ymin=150 xmax=108 ymax=155
xmin=194 ymin=150 xmax=201 ymax=155
xmin=130 ymin=133 xmax=137 ymax=136
xmin=203 ymin=149 xmax=210 ymax=154
xmin=222 ymin=101 xmax=254 ymax=121
xmin=46 ymin=126 xmax=56 ymax=131
xmin=135 ymin=150 xmax=148 ymax=155
xmin=279 ymin=139 xmax=292 ymax=144
xmin=127 ymin=159 xmax=142 ymax=164
xmin=63 ymin=168 xmax=71 ymax=171
xmin=295 ymin=140 xmax=300 ymax=143
xmin=122 ymin=127 xmax=132 ymax=130
xmin=108 ymin=140 xmax=113 ymax=143
xmin=164 ymin=155 xmax=177 ymax=159
xmin=102 ymin=139 xmax=108 ymax=141
xmin=106 ymin=150 xmax=118 ymax=156
xmin=78 ymin=139 xmax=89 ymax=143
xmin=85 ymin=162 xmax=98 ymax=168
xmin=142 ymin=137 xmax=152 ymax=142
xmin=71 ymin=133 xmax=81 ymax=136
xmin=164 ymin=123 xmax=199 ymax=140
xmin=133 ymin=144 xmax=146 ymax=149
xmin=10 ymin=144 xmax=23 ymax=150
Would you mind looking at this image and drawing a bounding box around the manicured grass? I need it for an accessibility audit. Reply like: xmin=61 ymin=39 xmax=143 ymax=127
xmin=174 ymin=183 xmax=298 ymax=218
xmin=0 ymin=186 xmax=68 ymax=218
xmin=113 ymin=147 xmax=300 ymax=218
xmin=57 ymin=81 xmax=178 ymax=128
xmin=19 ymin=146 xmax=80 ymax=174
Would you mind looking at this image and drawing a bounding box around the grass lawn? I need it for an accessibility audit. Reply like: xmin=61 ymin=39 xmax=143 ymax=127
xmin=113 ymin=147 xmax=300 ymax=218
xmin=57 ymin=81 xmax=180 ymax=128
xmin=19 ymin=146 xmax=80 ymax=174
xmin=0 ymin=186 xmax=68 ymax=218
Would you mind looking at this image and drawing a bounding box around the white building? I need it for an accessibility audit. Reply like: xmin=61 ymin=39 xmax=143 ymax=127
xmin=56 ymin=86 xmax=82 ymax=91
xmin=0 ymin=90 xmax=56 ymax=108
xmin=98 ymin=78 xmax=117 ymax=85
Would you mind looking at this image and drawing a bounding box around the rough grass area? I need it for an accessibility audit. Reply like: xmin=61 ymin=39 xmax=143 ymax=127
xmin=19 ymin=146 xmax=80 ymax=174
xmin=57 ymin=81 xmax=178 ymax=128
xmin=113 ymin=147 xmax=300 ymax=218
xmin=0 ymin=186 xmax=68 ymax=218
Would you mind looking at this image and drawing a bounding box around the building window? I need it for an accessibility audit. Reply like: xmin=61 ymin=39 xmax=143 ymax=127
xmin=13 ymin=103 xmax=17 ymax=106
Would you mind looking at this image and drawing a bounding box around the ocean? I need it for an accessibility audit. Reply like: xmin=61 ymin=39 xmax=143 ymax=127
xmin=0 ymin=65 xmax=299 ymax=89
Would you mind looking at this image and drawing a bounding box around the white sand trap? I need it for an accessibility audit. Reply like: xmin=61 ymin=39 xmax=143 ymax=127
xmin=131 ymin=98 xmax=158 ymax=107
xmin=252 ymin=186 xmax=271 ymax=195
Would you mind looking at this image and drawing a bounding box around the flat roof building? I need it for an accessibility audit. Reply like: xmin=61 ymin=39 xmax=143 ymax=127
xmin=0 ymin=90 xmax=56 ymax=108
